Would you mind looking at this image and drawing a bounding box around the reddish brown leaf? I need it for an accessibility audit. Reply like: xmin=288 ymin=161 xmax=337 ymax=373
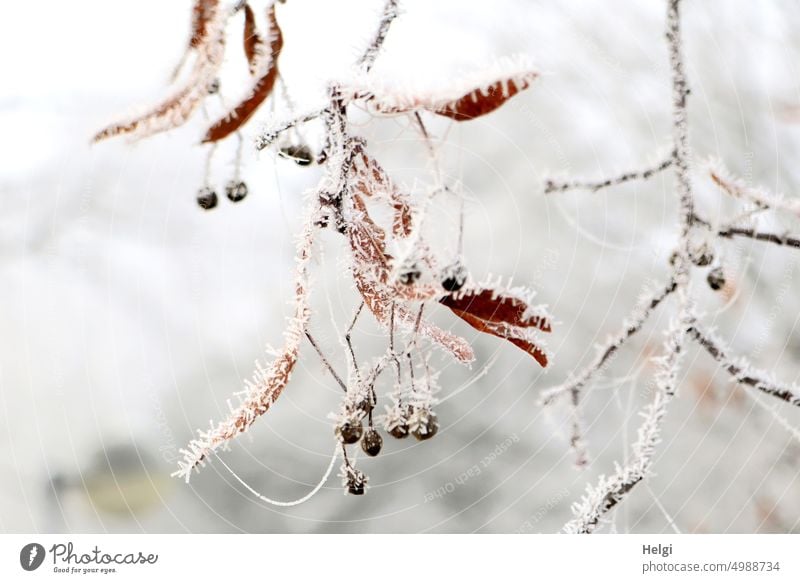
xmin=242 ymin=3 xmax=262 ymax=75
xmin=507 ymin=336 xmax=549 ymax=368
xmin=190 ymin=0 xmax=219 ymax=48
xmin=203 ymin=5 xmax=283 ymax=143
xmin=434 ymin=74 xmax=537 ymax=121
xmin=349 ymin=192 xmax=391 ymax=282
xmin=346 ymin=178 xmax=473 ymax=363
xmin=94 ymin=2 xmax=226 ymax=142
xmin=342 ymin=62 xmax=538 ymax=122
xmin=440 ymin=288 xmax=551 ymax=331
xmin=440 ymin=288 xmax=551 ymax=367
xmin=173 ymin=218 xmax=315 ymax=480
xmin=393 ymin=201 xmax=413 ymax=237
xmin=353 ymin=152 xmax=413 ymax=237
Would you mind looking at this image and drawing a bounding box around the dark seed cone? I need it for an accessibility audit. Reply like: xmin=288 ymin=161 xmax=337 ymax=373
xmin=389 ymin=422 xmax=409 ymax=439
xmin=690 ymin=243 xmax=714 ymax=267
xmin=313 ymin=211 xmax=330 ymax=229
xmin=356 ymin=396 xmax=375 ymax=415
xmin=412 ymin=412 xmax=439 ymax=441
xmin=668 ymin=250 xmax=679 ymax=266
xmin=348 ymin=482 xmax=365 ymax=495
xmin=707 ymin=267 xmax=725 ymax=291
xmin=336 ymin=420 xmax=363 ymax=445
xmin=279 ymin=144 xmax=314 ymax=166
xmin=361 ymin=428 xmax=383 ymax=457
xmin=399 ymin=265 xmax=421 ymax=285
xmin=225 ymin=180 xmax=248 ymax=202
xmin=196 ymin=187 xmax=218 ymax=210
xmin=346 ymin=471 xmax=367 ymax=495
xmin=441 ymin=262 xmax=467 ymax=292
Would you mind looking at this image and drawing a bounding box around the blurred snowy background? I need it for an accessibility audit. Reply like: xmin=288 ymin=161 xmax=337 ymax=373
xmin=1 ymin=0 xmax=800 ymax=533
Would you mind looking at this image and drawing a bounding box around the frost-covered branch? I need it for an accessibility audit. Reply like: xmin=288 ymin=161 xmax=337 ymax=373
xmin=357 ymin=0 xmax=400 ymax=72
xmin=255 ymin=0 xmax=399 ymax=152
xmin=709 ymin=162 xmax=800 ymax=217
xmin=688 ymin=325 xmax=800 ymax=408
xmin=255 ymin=108 xmax=323 ymax=151
xmin=559 ymin=0 xmax=700 ymax=530
xmin=716 ymin=226 xmax=800 ymax=250
xmin=544 ymin=155 xmax=673 ymax=194
xmin=539 ymin=278 xmax=676 ymax=406
xmin=305 ymin=331 xmax=347 ymax=392
xmin=667 ymin=0 xmax=694 ymax=240
xmin=539 ymin=277 xmax=676 ymax=470
xmin=563 ymin=314 xmax=689 ymax=533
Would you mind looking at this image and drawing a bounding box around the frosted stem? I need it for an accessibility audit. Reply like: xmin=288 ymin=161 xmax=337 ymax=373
xmin=688 ymin=325 xmax=800 ymax=407
xmin=544 ymin=155 xmax=674 ymax=194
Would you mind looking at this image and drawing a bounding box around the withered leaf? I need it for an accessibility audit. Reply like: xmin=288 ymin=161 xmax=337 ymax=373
xmin=346 ymin=187 xmax=473 ymax=363
xmin=174 ymin=220 xmax=315 ymax=479
xmin=242 ymin=3 xmax=262 ymax=75
xmin=353 ymin=152 xmax=413 ymax=237
xmin=203 ymin=4 xmax=283 ymax=143
xmin=190 ymin=0 xmax=218 ymax=48
xmin=94 ymin=1 xmax=226 ymax=142
xmin=440 ymin=288 xmax=551 ymax=367
xmin=434 ymin=73 xmax=538 ymax=121
xmin=343 ymin=63 xmax=538 ymax=123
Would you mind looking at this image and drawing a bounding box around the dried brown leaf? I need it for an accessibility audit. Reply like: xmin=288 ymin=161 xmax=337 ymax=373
xmin=190 ymin=0 xmax=218 ymax=48
xmin=203 ymin=4 xmax=283 ymax=143
xmin=174 ymin=217 xmax=315 ymax=480
xmin=243 ymin=3 xmax=263 ymax=75
xmin=346 ymin=190 xmax=472 ymax=363
xmin=94 ymin=0 xmax=226 ymax=141
xmin=353 ymin=152 xmax=413 ymax=237
xmin=440 ymin=287 xmax=551 ymax=367
xmin=433 ymin=74 xmax=538 ymax=121
xmin=341 ymin=59 xmax=538 ymax=122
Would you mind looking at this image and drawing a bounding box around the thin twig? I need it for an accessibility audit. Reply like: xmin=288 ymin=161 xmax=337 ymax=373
xmin=667 ymin=0 xmax=694 ymax=240
xmin=357 ymin=0 xmax=400 ymax=72
xmin=344 ymin=301 xmax=365 ymax=384
xmin=688 ymin=326 xmax=800 ymax=407
xmin=544 ymin=155 xmax=674 ymax=194
xmin=305 ymin=331 xmax=347 ymax=392
xmin=563 ymin=0 xmax=694 ymax=532
xmin=255 ymin=109 xmax=323 ymax=151
xmin=564 ymin=314 xmax=688 ymax=533
xmin=717 ymin=227 xmax=800 ymax=249
xmin=539 ymin=278 xmax=677 ymax=406
xmin=710 ymin=163 xmax=800 ymax=217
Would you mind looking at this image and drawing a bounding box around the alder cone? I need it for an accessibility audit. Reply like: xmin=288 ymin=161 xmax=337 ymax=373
xmin=412 ymin=412 xmax=439 ymax=441
xmin=196 ymin=187 xmax=218 ymax=210
xmin=336 ymin=420 xmax=363 ymax=445
xmin=361 ymin=428 xmax=383 ymax=456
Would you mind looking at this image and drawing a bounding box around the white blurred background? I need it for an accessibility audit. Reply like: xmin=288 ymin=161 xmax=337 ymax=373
xmin=1 ymin=0 xmax=799 ymax=533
